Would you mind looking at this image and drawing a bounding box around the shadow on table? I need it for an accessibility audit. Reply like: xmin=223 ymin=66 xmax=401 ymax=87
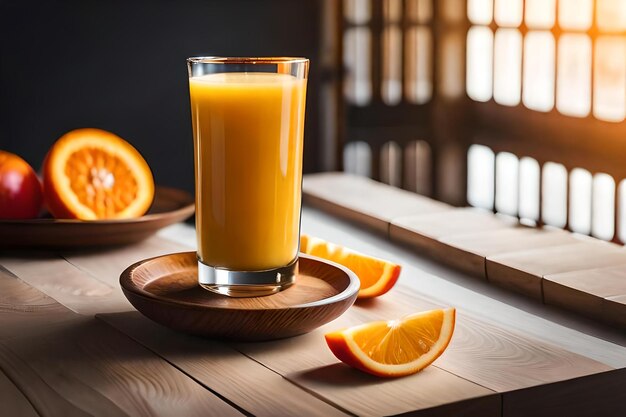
xmin=292 ymin=363 xmax=384 ymax=387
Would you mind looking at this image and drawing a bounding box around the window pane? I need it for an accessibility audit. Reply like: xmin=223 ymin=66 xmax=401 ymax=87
xmin=592 ymin=173 xmax=615 ymax=240
xmin=441 ymin=0 xmax=465 ymax=24
xmin=523 ymin=31 xmax=555 ymax=112
xmin=597 ymin=0 xmax=626 ymax=31
xmin=344 ymin=28 xmax=372 ymax=105
xmin=542 ymin=162 xmax=568 ymax=228
xmin=594 ymin=36 xmax=626 ymax=122
xmin=557 ymin=34 xmax=591 ymax=117
xmin=525 ymin=0 xmax=556 ymax=29
xmin=344 ymin=0 xmax=371 ymax=24
xmin=519 ymin=157 xmax=540 ymax=221
xmin=495 ymin=152 xmax=519 ymax=216
xmin=494 ymin=28 xmax=522 ymax=106
xmin=405 ymin=27 xmax=433 ymax=104
xmin=466 ymin=26 xmax=494 ymax=102
xmin=495 ymin=0 xmax=523 ymax=27
xmin=404 ymin=140 xmax=432 ymax=195
xmin=406 ymin=0 xmax=433 ymax=23
xmin=569 ymin=168 xmax=592 ymax=234
xmin=382 ymin=25 xmax=402 ymax=105
xmin=467 ymin=145 xmax=495 ymax=210
xmin=467 ymin=0 xmax=493 ymax=25
xmin=559 ymin=0 xmax=593 ymax=30
xmin=383 ymin=0 xmax=402 ymax=23
xmin=439 ymin=30 xmax=465 ymax=99
xmin=618 ymin=180 xmax=626 ymax=241
xmin=344 ymin=141 xmax=372 ymax=177
xmin=380 ymin=141 xmax=402 ymax=186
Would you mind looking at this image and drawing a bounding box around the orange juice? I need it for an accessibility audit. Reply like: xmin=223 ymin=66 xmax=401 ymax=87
xmin=189 ymin=72 xmax=307 ymax=271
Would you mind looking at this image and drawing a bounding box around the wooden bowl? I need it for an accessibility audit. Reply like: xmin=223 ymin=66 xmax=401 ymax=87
xmin=0 ymin=186 xmax=194 ymax=249
xmin=120 ymin=252 xmax=360 ymax=341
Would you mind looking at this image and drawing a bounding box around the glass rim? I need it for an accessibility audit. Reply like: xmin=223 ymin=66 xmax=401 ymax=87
xmin=186 ymin=56 xmax=309 ymax=65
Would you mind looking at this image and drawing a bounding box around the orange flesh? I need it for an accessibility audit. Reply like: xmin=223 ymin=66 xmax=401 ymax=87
xmin=64 ymin=147 xmax=138 ymax=218
xmin=43 ymin=128 xmax=154 ymax=220
xmin=300 ymin=235 xmax=401 ymax=298
xmin=325 ymin=308 xmax=455 ymax=377
xmin=352 ymin=310 xmax=444 ymax=364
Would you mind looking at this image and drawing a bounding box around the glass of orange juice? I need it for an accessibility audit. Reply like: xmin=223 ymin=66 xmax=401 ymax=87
xmin=187 ymin=57 xmax=308 ymax=297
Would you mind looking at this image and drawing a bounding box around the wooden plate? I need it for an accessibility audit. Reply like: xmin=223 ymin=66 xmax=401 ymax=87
xmin=120 ymin=251 xmax=360 ymax=341
xmin=0 ymin=186 xmax=194 ymax=249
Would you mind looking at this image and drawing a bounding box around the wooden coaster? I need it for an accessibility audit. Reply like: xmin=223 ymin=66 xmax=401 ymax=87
xmin=120 ymin=252 xmax=359 ymax=341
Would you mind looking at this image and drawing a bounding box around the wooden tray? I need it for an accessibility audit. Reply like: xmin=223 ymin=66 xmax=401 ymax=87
xmin=120 ymin=252 xmax=360 ymax=341
xmin=0 ymin=186 xmax=194 ymax=249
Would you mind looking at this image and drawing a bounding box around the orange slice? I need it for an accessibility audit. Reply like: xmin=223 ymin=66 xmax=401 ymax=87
xmin=43 ymin=128 xmax=154 ymax=220
xmin=325 ymin=308 xmax=456 ymax=377
xmin=300 ymin=234 xmax=401 ymax=298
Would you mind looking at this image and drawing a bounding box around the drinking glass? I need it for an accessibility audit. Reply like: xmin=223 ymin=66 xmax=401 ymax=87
xmin=187 ymin=57 xmax=309 ymax=297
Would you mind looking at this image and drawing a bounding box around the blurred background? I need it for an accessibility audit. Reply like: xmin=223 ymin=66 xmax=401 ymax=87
xmin=0 ymin=0 xmax=327 ymax=190
xmin=4 ymin=0 xmax=626 ymax=243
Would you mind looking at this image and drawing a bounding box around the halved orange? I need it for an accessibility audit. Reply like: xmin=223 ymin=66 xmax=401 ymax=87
xmin=325 ymin=308 xmax=456 ymax=377
xmin=300 ymin=234 xmax=401 ymax=298
xmin=43 ymin=128 xmax=154 ymax=220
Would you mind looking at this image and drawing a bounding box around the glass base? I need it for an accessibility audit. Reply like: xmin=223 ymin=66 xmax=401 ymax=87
xmin=198 ymin=257 xmax=297 ymax=297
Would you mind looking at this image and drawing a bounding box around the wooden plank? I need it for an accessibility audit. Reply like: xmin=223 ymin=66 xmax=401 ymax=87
xmin=0 ymin=263 xmax=242 ymax=417
xmin=389 ymin=208 xmax=517 ymax=261
xmin=227 ymin=291 xmax=499 ymax=416
xmin=502 ymin=368 xmax=626 ymax=417
xmin=303 ymin=172 xmax=451 ymax=235
xmin=0 ymin=366 xmax=39 ymax=417
xmin=61 ymin=236 xmax=184 ymax=288
xmin=438 ymin=227 xmax=578 ymax=278
xmin=0 ymin=318 xmax=242 ymax=417
xmin=604 ymin=295 xmax=626 ymax=329
xmin=543 ymin=266 xmax=626 ymax=324
xmin=4 ymin=240 xmax=349 ymax=416
xmin=0 ymin=237 xmax=182 ymax=316
xmin=486 ymin=241 xmax=626 ymax=299
xmin=235 ymin=327 xmax=499 ymax=417
xmin=0 ymin=254 xmax=130 ymax=315
xmin=0 ymin=267 xmax=74 ymax=340
xmin=349 ymin=287 xmax=612 ymax=393
xmin=98 ymin=311 xmax=348 ymax=417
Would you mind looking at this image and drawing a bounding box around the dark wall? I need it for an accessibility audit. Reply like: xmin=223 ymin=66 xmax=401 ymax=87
xmin=0 ymin=0 xmax=323 ymax=194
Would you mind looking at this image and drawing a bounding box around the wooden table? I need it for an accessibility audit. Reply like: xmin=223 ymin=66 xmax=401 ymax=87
xmin=1 ymin=206 xmax=625 ymax=416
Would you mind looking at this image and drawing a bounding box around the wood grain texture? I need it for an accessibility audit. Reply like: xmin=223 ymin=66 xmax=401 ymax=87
xmin=0 ymin=366 xmax=39 ymax=417
xmin=0 ymin=236 xmax=185 ymax=316
xmin=0 ymin=186 xmax=194 ymax=250
xmin=438 ymin=227 xmax=578 ymax=278
xmin=0 ymin=267 xmax=74 ymax=340
xmin=1 ymin=262 xmax=243 ymax=417
xmin=303 ymin=172 xmax=451 ymax=235
xmin=390 ymin=208 xmax=517 ymax=261
xmin=99 ymin=311 xmax=348 ymax=417
xmin=234 ymin=325 xmax=498 ymax=417
xmin=120 ymin=252 xmax=358 ymax=341
xmin=543 ymin=265 xmax=626 ymax=323
xmin=348 ymin=288 xmax=612 ymax=393
xmin=486 ymin=240 xmax=626 ymax=299
xmin=61 ymin=235 xmax=184 ymax=288
xmin=0 ymin=319 xmax=242 ymax=417
xmin=0 ymin=254 xmax=130 ymax=315
xmin=300 ymin=175 xmax=626 ymax=330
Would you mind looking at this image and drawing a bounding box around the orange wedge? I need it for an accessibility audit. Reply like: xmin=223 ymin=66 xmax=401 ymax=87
xmin=43 ymin=128 xmax=154 ymax=220
xmin=325 ymin=308 xmax=456 ymax=377
xmin=300 ymin=234 xmax=401 ymax=298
